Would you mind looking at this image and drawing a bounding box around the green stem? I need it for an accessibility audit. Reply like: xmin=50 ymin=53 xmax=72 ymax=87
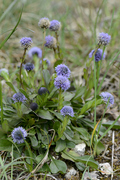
xmin=55 ymin=31 xmax=61 ymax=59
xmin=42 ymin=28 xmax=46 ymax=70
xmin=0 ymin=81 xmax=3 ymax=124
xmin=58 ymin=88 xmax=63 ymax=112
xmin=20 ymin=48 xmax=27 ymax=87
xmin=41 ymin=28 xmax=46 ymax=86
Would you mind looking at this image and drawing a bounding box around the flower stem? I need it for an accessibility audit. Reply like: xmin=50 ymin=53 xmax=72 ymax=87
xmin=55 ymin=32 xmax=61 ymax=59
xmin=20 ymin=48 xmax=27 ymax=87
xmin=58 ymin=88 xmax=63 ymax=112
xmin=42 ymin=28 xmax=46 ymax=70
xmin=41 ymin=28 xmax=46 ymax=86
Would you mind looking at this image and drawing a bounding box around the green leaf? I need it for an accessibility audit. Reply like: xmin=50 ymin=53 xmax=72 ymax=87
xmin=62 ymin=149 xmax=98 ymax=169
xmin=50 ymin=159 xmax=67 ymax=174
xmin=66 ymin=140 xmax=75 ymax=148
xmin=64 ymin=126 xmax=74 ymax=140
xmin=75 ymin=162 xmax=86 ymax=171
xmin=80 ymin=99 xmax=103 ymax=115
xmin=50 ymin=111 xmax=64 ymax=121
xmin=0 ymin=127 xmax=6 ymax=137
xmin=40 ymin=163 xmax=50 ymax=172
xmin=55 ymin=139 xmax=66 ymax=152
xmin=54 ymin=60 xmax=63 ymax=68
xmin=38 ymin=110 xmax=53 ymax=120
xmin=29 ymin=136 xmax=38 ymax=147
xmin=19 ymin=88 xmax=29 ymax=99
xmin=102 ymin=121 xmax=120 ymax=129
xmin=2 ymin=120 xmax=9 ymax=133
xmin=21 ymin=104 xmax=32 ymax=114
xmin=79 ymin=118 xmax=106 ymax=136
xmin=0 ymin=139 xmax=12 ymax=151
xmin=74 ymin=86 xmax=86 ymax=100
xmin=72 ymin=126 xmax=90 ymax=141
xmin=43 ymin=69 xmax=51 ymax=87
xmin=96 ymin=141 xmax=105 ymax=155
xmin=63 ymin=92 xmax=75 ymax=101
xmin=6 ymin=82 xmax=18 ymax=93
xmin=36 ymin=154 xmax=44 ymax=163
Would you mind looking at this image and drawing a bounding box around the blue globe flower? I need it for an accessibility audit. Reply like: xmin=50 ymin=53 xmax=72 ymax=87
xmin=55 ymin=64 xmax=71 ymax=78
xmin=100 ymin=92 xmax=114 ymax=107
xmin=54 ymin=75 xmax=70 ymax=91
xmin=38 ymin=17 xmax=50 ymax=29
xmin=89 ymin=48 xmax=106 ymax=62
xmin=12 ymin=92 xmax=27 ymax=103
xmin=98 ymin=32 xmax=111 ymax=46
xmin=28 ymin=47 xmax=42 ymax=59
xmin=45 ymin=35 xmax=57 ymax=49
xmin=20 ymin=37 xmax=32 ymax=49
xmin=24 ymin=63 xmax=34 ymax=71
xmin=49 ymin=20 xmax=61 ymax=31
xmin=60 ymin=106 xmax=74 ymax=117
xmin=11 ymin=127 xmax=27 ymax=144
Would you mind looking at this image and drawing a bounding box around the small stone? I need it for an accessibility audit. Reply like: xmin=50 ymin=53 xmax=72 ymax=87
xmin=83 ymin=171 xmax=99 ymax=180
xmin=99 ymin=163 xmax=113 ymax=175
xmin=65 ymin=168 xmax=79 ymax=180
xmin=74 ymin=143 xmax=86 ymax=156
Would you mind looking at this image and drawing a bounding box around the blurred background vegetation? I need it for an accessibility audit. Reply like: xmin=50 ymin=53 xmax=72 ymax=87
xmin=0 ymin=0 xmax=120 ymax=78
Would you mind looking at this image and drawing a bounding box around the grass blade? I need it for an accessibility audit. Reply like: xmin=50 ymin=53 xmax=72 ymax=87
xmin=0 ymin=5 xmax=23 ymax=49
xmin=0 ymin=0 xmax=18 ymax=23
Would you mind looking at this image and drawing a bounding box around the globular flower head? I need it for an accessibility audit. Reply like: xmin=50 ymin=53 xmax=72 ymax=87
xmin=11 ymin=127 xmax=27 ymax=144
xmin=20 ymin=37 xmax=32 ymax=49
xmin=30 ymin=102 xmax=38 ymax=111
xmin=40 ymin=58 xmax=51 ymax=66
xmin=38 ymin=17 xmax=50 ymax=29
xmin=55 ymin=64 xmax=71 ymax=78
xmin=45 ymin=35 xmax=57 ymax=49
xmin=60 ymin=106 xmax=74 ymax=117
xmin=49 ymin=20 xmax=61 ymax=31
xmin=24 ymin=62 xmax=34 ymax=71
xmin=12 ymin=92 xmax=27 ymax=103
xmin=89 ymin=48 xmax=106 ymax=62
xmin=100 ymin=92 xmax=114 ymax=107
xmin=28 ymin=47 xmax=42 ymax=59
xmin=38 ymin=87 xmax=49 ymax=95
xmin=54 ymin=75 xmax=70 ymax=91
xmin=98 ymin=32 xmax=111 ymax=46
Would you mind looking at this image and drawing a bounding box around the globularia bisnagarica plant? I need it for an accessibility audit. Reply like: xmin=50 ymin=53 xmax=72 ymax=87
xmin=0 ymin=16 xmax=119 ymax=179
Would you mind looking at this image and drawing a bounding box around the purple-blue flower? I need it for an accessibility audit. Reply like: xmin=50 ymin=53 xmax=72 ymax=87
xmin=89 ymin=48 xmax=106 ymax=62
xmin=20 ymin=37 xmax=32 ymax=49
xmin=40 ymin=58 xmax=50 ymax=66
xmin=11 ymin=127 xmax=27 ymax=144
xmin=28 ymin=47 xmax=42 ymax=59
xmin=55 ymin=64 xmax=71 ymax=78
xmin=98 ymin=32 xmax=111 ymax=46
xmin=38 ymin=17 xmax=50 ymax=29
xmin=12 ymin=92 xmax=27 ymax=103
xmin=45 ymin=35 xmax=57 ymax=49
xmin=54 ymin=75 xmax=70 ymax=91
xmin=100 ymin=92 xmax=114 ymax=107
xmin=24 ymin=63 xmax=34 ymax=71
xmin=49 ymin=20 xmax=61 ymax=31
xmin=60 ymin=106 xmax=74 ymax=117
